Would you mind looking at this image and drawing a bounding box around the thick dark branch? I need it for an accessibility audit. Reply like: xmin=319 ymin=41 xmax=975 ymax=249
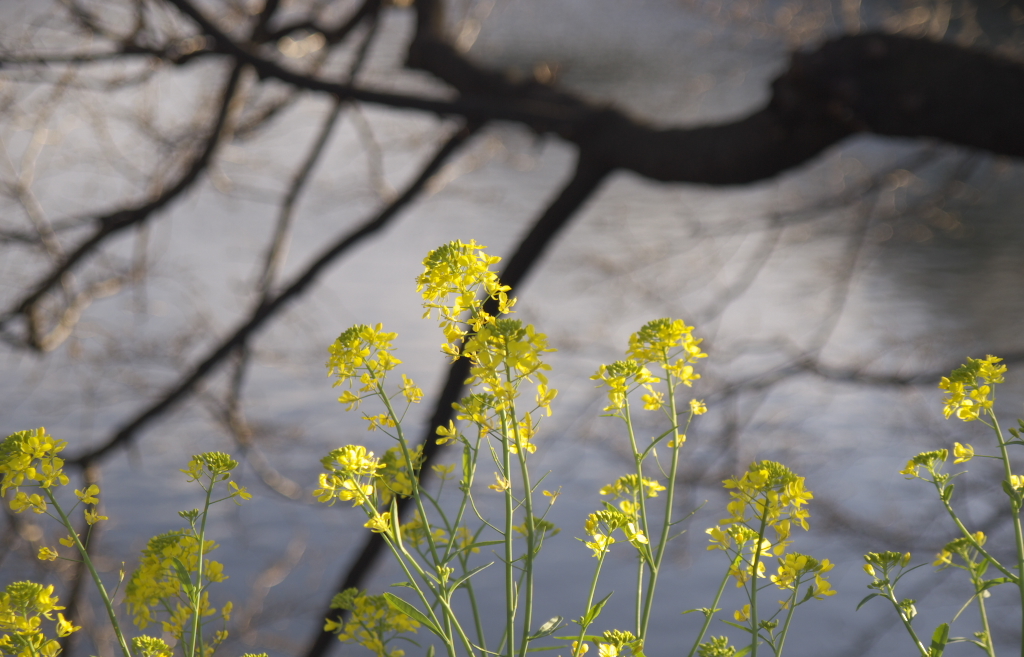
xmin=165 ymin=1 xmax=1024 ymax=180
xmin=70 ymin=122 xmax=481 ymax=467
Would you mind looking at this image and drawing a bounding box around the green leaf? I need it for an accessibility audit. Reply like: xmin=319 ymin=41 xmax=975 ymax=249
xmin=426 ymin=646 xmax=435 ymax=657
xmin=734 ymin=647 xmax=751 ymax=657
xmin=581 ymin=591 xmax=614 ymax=626
xmin=450 ymin=562 xmax=493 ymax=591
xmin=856 ymin=593 xmax=880 ymax=611
xmin=979 ymin=577 xmax=1014 ymax=591
xmin=528 ymin=616 xmax=563 ymax=640
xmin=382 ymin=592 xmax=442 ymax=637
xmin=721 ymin=621 xmax=755 ymax=635
xmin=171 ymin=557 xmax=195 ymax=597
xmin=941 ymin=484 xmax=954 ymax=503
xmin=929 ymin=623 xmax=949 ymax=657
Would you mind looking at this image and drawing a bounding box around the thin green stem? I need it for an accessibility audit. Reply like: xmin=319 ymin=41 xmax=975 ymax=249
xmin=686 ymin=557 xmax=737 ymax=657
xmin=501 ymin=407 xmax=516 ymax=657
xmin=773 ymin=578 xmax=803 ymax=657
xmin=621 ymin=399 xmax=649 ymax=636
xmin=187 ymin=476 xmax=216 ymax=657
xmin=970 ymin=568 xmax=995 ymax=657
xmin=44 ymin=489 xmax=133 ymax=657
xmin=990 ymin=411 xmax=1024 ymax=656
xmin=639 ymin=374 xmax=688 ymax=638
xmin=882 ymin=581 xmax=929 ymax=657
xmin=574 ymin=551 xmax=608 ymax=657
xmin=749 ymin=508 xmax=770 ymax=657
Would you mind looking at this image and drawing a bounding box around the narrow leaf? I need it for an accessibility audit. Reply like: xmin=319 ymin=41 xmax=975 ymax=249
xmin=528 ymin=616 xmax=563 ymax=640
xmin=856 ymin=593 xmax=880 ymax=611
xmin=382 ymin=592 xmax=442 ymax=637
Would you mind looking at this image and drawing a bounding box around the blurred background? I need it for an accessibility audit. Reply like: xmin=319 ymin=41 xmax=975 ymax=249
xmin=3 ymin=0 xmax=1024 ymax=655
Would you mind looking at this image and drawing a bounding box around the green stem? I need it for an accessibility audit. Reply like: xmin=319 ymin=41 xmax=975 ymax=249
xmin=685 ymin=557 xmax=735 ymax=657
xmin=882 ymin=581 xmax=929 ymax=657
xmin=639 ymin=375 xmax=688 ymax=638
xmin=990 ymin=411 xmax=1024 ymax=656
xmin=511 ymin=403 xmax=537 ymax=657
xmin=44 ymin=489 xmax=133 ymax=657
xmin=187 ymin=475 xmax=216 ymax=657
xmin=970 ymin=567 xmax=995 ymax=657
xmin=574 ymin=550 xmax=608 ymax=657
xmin=749 ymin=507 xmax=770 ymax=657
xmin=621 ymin=399 xmax=649 ymax=636
xmin=501 ymin=407 xmax=516 ymax=657
xmin=773 ymin=578 xmax=802 ymax=657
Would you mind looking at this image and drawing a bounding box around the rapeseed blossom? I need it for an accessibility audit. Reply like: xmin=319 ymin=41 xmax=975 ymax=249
xmin=325 ymin=588 xmax=419 ymax=657
xmin=416 ymin=239 xmax=513 ymax=352
xmin=627 ymin=318 xmax=706 ymax=384
xmin=591 ymin=360 xmax=658 ymax=412
xmin=0 ymin=428 xmax=70 ymax=510
xmin=0 ymin=581 xmax=79 ymax=657
xmin=939 ymin=355 xmax=1005 ymax=421
xmin=124 ymin=530 xmax=228 ymax=632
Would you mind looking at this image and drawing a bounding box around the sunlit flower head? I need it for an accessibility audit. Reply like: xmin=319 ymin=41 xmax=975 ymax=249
xmin=0 ymin=428 xmax=69 ymax=506
xmin=417 ymin=240 xmax=514 ymax=351
xmin=939 ymin=355 xmax=1005 ymax=421
xmin=627 ymin=318 xmax=706 ymax=385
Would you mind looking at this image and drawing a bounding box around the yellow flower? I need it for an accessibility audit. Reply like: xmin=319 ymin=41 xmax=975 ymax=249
xmin=75 ymin=485 xmax=100 ymax=505
xmin=953 ymin=442 xmax=974 ymax=464
xmin=55 ymin=612 xmax=80 ymax=637
xmin=365 ymin=512 xmax=392 ymax=534
xmin=84 ymin=509 xmax=109 ymax=525
xmin=431 ymin=463 xmax=456 ymax=480
xmin=38 ymin=546 xmax=59 ymax=561
xmin=690 ymin=399 xmax=707 ymax=415
xmin=734 ymin=604 xmax=750 ymax=622
xmin=488 ymin=472 xmax=511 ymax=491
xmin=585 ymin=534 xmax=615 ymax=557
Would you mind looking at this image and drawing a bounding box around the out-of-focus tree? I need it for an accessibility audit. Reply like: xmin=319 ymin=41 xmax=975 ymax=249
xmin=2 ymin=0 xmax=1024 ymax=655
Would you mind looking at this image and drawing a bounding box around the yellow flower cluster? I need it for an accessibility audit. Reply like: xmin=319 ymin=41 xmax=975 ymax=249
xmin=377 ymin=445 xmax=424 ymax=503
xmin=592 ymin=318 xmax=706 ymax=413
xmin=706 ymin=462 xmax=831 ymax=599
xmin=0 ymin=428 xmax=70 ymax=514
xmin=770 ymin=553 xmax=835 ymax=600
xmin=694 ymin=636 xmax=738 ymax=657
xmin=124 ymin=530 xmax=229 ymax=635
xmin=315 ymin=446 xmax=385 ymax=507
xmin=863 ymin=550 xmax=912 ymax=579
xmin=416 ymin=241 xmax=557 ymax=453
xmin=325 ymin=588 xmax=419 ymax=657
xmin=582 ymin=509 xmax=648 ymax=558
xmin=574 ymin=629 xmax=643 ymax=657
xmin=626 ymin=318 xmax=706 ymax=384
xmin=132 ymin=635 xmax=173 ymax=657
xmin=327 ymin=324 xmax=422 ymax=430
xmin=721 ymin=461 xmax=813 ymax=542
xmin=939 ymin=355 xmax=1006 ymax=421
xmin=898 ymin=448 xmax=949 ymax=479
xmin=0 ymin=581 xmax=79 ymax=657
xmin=416 ymin=239 xmax=513 ymax=353
xmin=591 ymin=360 xmax=659 ymax=412
xmin=933 ymin=531 xmax=986 ymax=568
xmin=599 ymin=474 xmax=666 ymax=500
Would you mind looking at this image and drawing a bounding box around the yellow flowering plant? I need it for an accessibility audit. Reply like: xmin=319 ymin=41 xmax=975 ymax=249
xmin=859 ymin=355 xmax=1022 ymax=657
xmin=0 ymin=435 xmax=258 ymax=657
xmin=317 ymin=241 xmax=835 ymax=657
